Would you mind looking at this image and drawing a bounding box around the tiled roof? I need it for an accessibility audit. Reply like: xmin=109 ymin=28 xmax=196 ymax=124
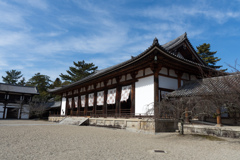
xmin=49 ymin=33 xmax=213 ymax=93
xmin=162 ymin=32 xmax=187 ymax=50
xmin=167 ymin=74 xmax=240 ymax=98
xmin=0 ymin=83 xmax=39 ymax=94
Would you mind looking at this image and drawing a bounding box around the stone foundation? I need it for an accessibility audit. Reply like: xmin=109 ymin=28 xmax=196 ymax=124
xmin=48 ymin=116 xmax=65 ymax=122
xmin=180 ymin=123 xmax=240 ymax=138
xmin=89 ymin=118 xmax=155 ymax=133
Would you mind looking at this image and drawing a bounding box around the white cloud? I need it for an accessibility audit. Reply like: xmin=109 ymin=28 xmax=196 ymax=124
xmin=142 ymin=4 xmax=240 ymax=24
xmin=13 ymin=0 xmax=48 ymax=10
xmin=0 ymin=1 xmax=29 ymax=30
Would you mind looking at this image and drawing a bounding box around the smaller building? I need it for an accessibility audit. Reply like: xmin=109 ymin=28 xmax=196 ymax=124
xmin=167 ymin=73 xmax=240 ymax=126
xmin=0 ymin=83 xmax=38 ymax=119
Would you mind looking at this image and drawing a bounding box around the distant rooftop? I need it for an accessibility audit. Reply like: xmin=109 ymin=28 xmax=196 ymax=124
xmin=167 ymin=73 xmax=240 ymax=98
xmin=0 ymin=83 xmax=39 ymax=94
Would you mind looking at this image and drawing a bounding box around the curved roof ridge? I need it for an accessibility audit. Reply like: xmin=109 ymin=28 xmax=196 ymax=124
xmin=162 ymin=32 xmax=187 ymax=50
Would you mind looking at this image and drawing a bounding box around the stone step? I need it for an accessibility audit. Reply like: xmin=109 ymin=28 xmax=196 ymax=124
xmin=59 ymin=117 xmax=89 ymax=126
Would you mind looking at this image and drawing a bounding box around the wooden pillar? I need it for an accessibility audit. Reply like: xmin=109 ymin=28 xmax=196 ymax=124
xmin=71 ymin=98 xmax=73 ymax=116
xmin=185 ymin=107 xmax=189 ymax=123
xmin=151 ymin=62 xmax=162 ymax=117
xmin=19 ymin=94 xmax=24 ymax=119
xmin=103 ymin=81 xmax=108 ymax=116
xmin=176 ymin=71 xmax=183 ymax=88
xmin=85 ymin=94 xmax=88 ymax=116
xmin=65 ymin=98 xmax=68 ymax=116
xmin=3 ymin=93 xmax=9 ymax=119
xmin=77 ymin=96 xmax=80 ymax=116
xmin=131 ymin=72 xmax=136 ymax=115
xmin=115 ymin=77 xmax=120 ymax=116
xmin=93 ymin=91 xmax=97 ymax=116
xmin=216 ymin=108 xmax=222 ymax=126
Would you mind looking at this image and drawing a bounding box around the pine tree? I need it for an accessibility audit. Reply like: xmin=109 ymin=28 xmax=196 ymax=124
xmin=196 ymin=43 xmax=226 ymax=70
xmin=18 ymin=77 xmax=26 ymax=86
xmin=2 ymin=70 xmax=23 ymax=84
xmin=26 ymin=73 xmax=52 ymax=97
xmin=60 ymin=60 xmax=98 ymax=82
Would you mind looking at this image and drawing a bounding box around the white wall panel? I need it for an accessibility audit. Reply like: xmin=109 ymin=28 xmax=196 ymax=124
xmin=159 ymin=76 xmax=178 ymax=90
xmin=61 ymin=97 xmax=66 ymax=116
xmin=0 ymin=105 xmax=3 ymax=111
xmin=169 ymin=69 xmax=177 ymax=77
xmin=190 ymin=75 xmax=197 ymax=80
xmin=135 ymin=76 xmax=154 ymax=115
xmin=182 ymin=73 xmax=189 ymax=80
xmin=145 ymin=68 xmax=153 ymax=75
xmin=21 ymin=112 xmax=29 ymax=119
xmin=126 ymin=74 xmax=132 ymax=80
xmin=0 ymin=104 xmax=3 ymax=118
xmin=136 ymin=70 xmax=143 ymax=78
xmin=21 ymin=105 xmax=30 ymax=119
xmin=159 ymin=67 xmax=168 ymax=75
xmin=120 ymin=75 xmax=125 ymax=82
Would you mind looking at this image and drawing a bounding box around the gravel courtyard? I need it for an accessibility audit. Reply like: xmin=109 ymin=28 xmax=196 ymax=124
xmin=0 ymin=120 xmax=240 ymax=160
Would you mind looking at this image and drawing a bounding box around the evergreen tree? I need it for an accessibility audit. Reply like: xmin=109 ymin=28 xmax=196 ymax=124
xmin=26 ymin=73 xmax=52 ymax=98
xmin=51 ymin=78 xmax=62 ymax=88
xmin=18 ymin=77 xmax=26 ymax=86
xmin=2 ymin=70 xmax=23 ymax=84
xmin=60 ymin=60 xmax=98 ymax=82
xmin=196 ymin=43 xmax=226 ymax=70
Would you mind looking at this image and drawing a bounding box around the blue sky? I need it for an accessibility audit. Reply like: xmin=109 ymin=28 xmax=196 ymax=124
xmin=1 ymin=0 xmax=240 ymax=82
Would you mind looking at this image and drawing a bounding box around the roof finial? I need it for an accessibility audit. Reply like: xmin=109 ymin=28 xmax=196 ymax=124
xmin=153 ymin=37 xmax=159 ymax=45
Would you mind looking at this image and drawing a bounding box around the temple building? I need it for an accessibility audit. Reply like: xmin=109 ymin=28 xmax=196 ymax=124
xmin=49 ymin=33 xmax=214 ymax=118
xmin=0 ymin=83 xmax=38 ymax=119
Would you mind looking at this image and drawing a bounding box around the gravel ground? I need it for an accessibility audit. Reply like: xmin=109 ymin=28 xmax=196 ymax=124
xmin=0 ymin=120 xmax=240 ymax=160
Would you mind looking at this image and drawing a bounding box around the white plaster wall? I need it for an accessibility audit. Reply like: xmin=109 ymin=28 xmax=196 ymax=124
xmin=126 ymin=74 xmax=132 ymax=80
xmin=182 ymin=73 xmax=189 ymax=80
xmin=107 ymin=79 xmax=111 ymax=86
xmin=112 ymin=78 xmax=117 ymax=84
xmin=135 ymin=76 xmax=154 ymax=115
xmin=21 ymin=105 xmax=29 ymax=119
xmin=136 ymin=70 xmax=143 ymax=78
xmin=61 ymin=97 xmax=66 ymax=116
xmin=159 ymin=67 xmax=168 ymax=75
xmin=96 ymin=83 xmax=100 ymax=88
xmin=101 ymin=82 xmax=104 ymax=87
xmin=0 ymin=104 xmax=3 ymax=118
xmin=159 ymin=76 xmax=178 ymax=90
xmin=120 ymin=75 xmax=125 ymax=82
xmin=145 ymin=68 xmax=153 ymax=75
xmin=190 ymin=75 xmax=197 ymax=80
xmin=169 ymin=69 xmax=177 ymax=77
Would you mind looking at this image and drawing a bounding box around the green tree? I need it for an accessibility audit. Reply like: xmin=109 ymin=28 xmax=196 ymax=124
xmin=50 ymin=78 xmax=62 ymax=88
xmin=18 ymin=77 xmax=26 ymax=86
xmin=196 ymin=43 xmax=226 ymax=70
xmin=2 ymin=70 xmax=23 ymax=84
xmin=60 ymin=60 xmax=98 ymax=82
xmin=26 ymin=73 xmax=52 ymax=97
